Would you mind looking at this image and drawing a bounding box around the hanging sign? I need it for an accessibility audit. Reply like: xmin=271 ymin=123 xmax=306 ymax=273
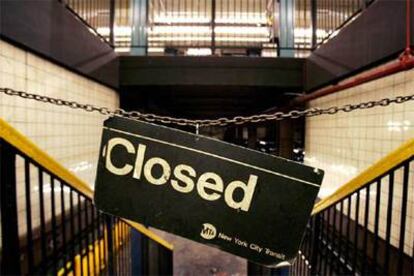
xmin=94 ymin=116 xmax=323 ymax=267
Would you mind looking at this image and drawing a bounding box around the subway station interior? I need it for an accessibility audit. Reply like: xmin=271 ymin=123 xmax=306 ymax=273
xmin=0 ymin=0 xmax=413 ymax=275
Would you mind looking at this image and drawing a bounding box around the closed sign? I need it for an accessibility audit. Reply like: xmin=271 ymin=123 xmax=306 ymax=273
xmin=94 ymin=117 xmax=323 ymax=267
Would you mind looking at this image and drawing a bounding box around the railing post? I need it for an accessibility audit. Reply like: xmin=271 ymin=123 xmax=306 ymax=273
xmin=0 ymin=140 xmax=21 ymax=275
xmin=311 ymin=0 xmax=317 ymax=49
xmin=109 ymin=0 xmax=116 ymax=46
xmin=310 ymin=215 xmax=320 ymax=275
xmin=105 ymin=215 xmax=115 ymax=275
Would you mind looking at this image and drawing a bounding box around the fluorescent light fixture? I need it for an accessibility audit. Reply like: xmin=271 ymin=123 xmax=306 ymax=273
xmin=149 ymin=26 xmax=212 ymax=34
xmin=214 ymin=26 xmax=269 ymax=35
xmin=186 ymin=48 xmax=212 ymax=56
xmin=97 ymin=26 xmax=132 ymax=36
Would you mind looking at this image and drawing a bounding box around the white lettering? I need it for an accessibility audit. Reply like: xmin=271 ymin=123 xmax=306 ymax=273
xmin=144 ymin=157 xmax=171 ymax=185
xmin=105 ymin=138 xmax=135 ymax=175
xmin=133 ymin=144 xmax=147 ymax=179
xmin=104 ymin=138 xmax=259 ymax=212
xmin=224 ymin=175 xmax=258 ymax=211
xmin=197 ymin=172 xmax=223 ymax=201
xmin=171 ymin=164 xmax=196 ymax=193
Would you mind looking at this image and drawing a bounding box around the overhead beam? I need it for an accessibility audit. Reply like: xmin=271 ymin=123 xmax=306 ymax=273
xmin=120 ymin=56 xmax=304 ymax=87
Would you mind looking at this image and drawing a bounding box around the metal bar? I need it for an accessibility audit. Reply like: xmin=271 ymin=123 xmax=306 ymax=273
xmin=311 ymin=0 xmax=316 ymax=47
xmin=384 ymin=171 xmax=394 ymax=274
xmin=397 ymin=162 xmax=410 ymax=275
xmin=109 ymin=0 xmax=116 ymax=45
xmin=123 ymin=222 xmax=127 ymax=274
xmin=102 ymin=213 xmax=108 ymax=269
xmin=327 ymin=207 xmax=333 ymax=275
xmin=0 ymin=140 xmax=21 ymax=275
xmin=211 ymin=0 xmax=216 ymax=54
xmin=145 ymin=0 xmax=149 ymax=54
xmin=332 ymin=204 xmax=338 ymax=273
xmin=51 ymin=176 xmax=58 ymax=275
xmin=117 ymin=219 xmax=122 ymax=275
xmin=322 ymin=211 xmax=328 ymax=275
xmin=106 ymin=215 xmax=115 ymax=275
xmin=96 ymin=211 xmax=102 ymax=272
xmin=38 ymin=168 xmax=48 ymax=272
xmin=78 ymin=193 xmax=85 ymax=276
xmin=70 ymin=188 xmax=76 ymax=273
xmin=352 ymin=191 xmax=360 ymax=273
xmin=372 ymin=179 xmax=381 ymax=273
xmin=24 ymin=159 xmax=34 ymax=273
xmin=84 ymin=197 xmax=91 ymax=275
xmin=91 ymin=204 xmax=98 ymax=275
xmin=362 ymin=185 xmax=370 ymax=273
xmin=345 ymin=196 xmax=352 ymax=269
xmin=312 ymin=213 xmax=323 ymax=274
xmin=60 ymin=181 xmax=68 ymax=275
xmin=337 ymin=200 xmax=344 ymax=273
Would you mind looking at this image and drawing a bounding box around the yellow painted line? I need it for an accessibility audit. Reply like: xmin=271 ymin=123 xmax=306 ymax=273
xmin=312 ymin=138 xmax=414 ymax=215
xmin=0 ymin=118 xmax=173 ymax=250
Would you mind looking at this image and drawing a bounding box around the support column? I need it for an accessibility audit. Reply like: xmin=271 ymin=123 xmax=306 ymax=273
xmin=109 ymin=0 xmax=115 ymax=45
xmin=279 ymin=0 xmax=295 ymax=57
xmin=211 ymin=0 xmax=216 ymax=54
xmin=311 ymin=0 xmax=317 ymax=48
xmin=247 ymin=125 xmax=257 ymax=150
xmin=278 ymin=119 xmax=294 ymax=159
xmin=131 ymin=0 xmax=148 ymax=55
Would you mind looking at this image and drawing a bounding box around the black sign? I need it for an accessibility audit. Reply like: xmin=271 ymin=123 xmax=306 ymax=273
xmin=94 ymin=117 xmax=323 ymax=267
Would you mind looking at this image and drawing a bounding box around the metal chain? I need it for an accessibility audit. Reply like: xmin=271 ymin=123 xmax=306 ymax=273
xmin=1 ymin=87 xmax=413 ymax=127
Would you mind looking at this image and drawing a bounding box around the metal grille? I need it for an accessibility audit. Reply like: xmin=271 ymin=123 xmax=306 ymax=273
xmin=291 ymin=157 xmax=414 ymax=275
xmin=0 ymin=138 xmax=173 ymax=275
xmin=63 ymin=0 xmax=113 ymax=46
xmin=61 ymin=0 xmax=376 ymax=56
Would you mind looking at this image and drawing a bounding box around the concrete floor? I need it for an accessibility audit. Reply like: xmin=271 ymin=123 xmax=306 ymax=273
xmin=153 ymin=229 xmax=247 ymax=276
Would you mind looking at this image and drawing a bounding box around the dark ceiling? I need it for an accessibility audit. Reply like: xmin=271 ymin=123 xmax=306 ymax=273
xmin=120 ymin=85 xmax=302 ymax=119
xmin=119 ymin=56 xmax=305 ymax=118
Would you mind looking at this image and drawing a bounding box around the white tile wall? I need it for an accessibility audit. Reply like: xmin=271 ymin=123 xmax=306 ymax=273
xmin=305 ymin=68 xmax=414 ymax=255
xmin=0 ymin=39 xmax=119 ymax=239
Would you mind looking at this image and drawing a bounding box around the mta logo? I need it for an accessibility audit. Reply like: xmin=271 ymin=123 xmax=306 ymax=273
xmin=200 ymin=223 xmax=217 ymax=240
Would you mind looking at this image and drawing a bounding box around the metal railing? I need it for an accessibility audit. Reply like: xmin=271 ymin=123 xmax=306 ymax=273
xmin=294 ymin=0 xmax=376 ymax=49
xmin=62 ymin=0 xmax=114 ymax=46
xmin=60 ymin=0 xmax=377 ymax=56
xmin=291 ymin=139 xmax=414 ymax=275
xmin=312 ymin=0 xmax=376 ymax=47
xmin=0 ymin=119 xmax=173 ymax=275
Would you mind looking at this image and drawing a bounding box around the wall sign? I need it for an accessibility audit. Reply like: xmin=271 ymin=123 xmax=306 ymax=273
xmin=94 ymin=117 xmax=323 ymax=267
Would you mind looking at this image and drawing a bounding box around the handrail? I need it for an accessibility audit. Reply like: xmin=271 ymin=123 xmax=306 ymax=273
xmin=312 ymin=138 xmax=414 ymax=215
xmin=0 ymin=118 xmax=173 ymax=250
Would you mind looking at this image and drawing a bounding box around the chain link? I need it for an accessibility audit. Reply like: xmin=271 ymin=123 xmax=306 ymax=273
xmin=1 ymin=87 xmax=414 ymax=128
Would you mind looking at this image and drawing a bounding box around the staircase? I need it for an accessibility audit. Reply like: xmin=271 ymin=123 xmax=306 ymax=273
xmin=0 ymin=119 xmax=173 ymax=275
xmin=0 ymin=118 xmax=413 ymax=275
xmin=292 ymin=139 xmax=414 ymax=275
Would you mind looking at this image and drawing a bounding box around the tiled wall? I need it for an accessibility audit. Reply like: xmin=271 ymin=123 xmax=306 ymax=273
xmin=0 ymin=39 xmax=119 ymax=238
xmin=305 ymin=67 xmax=414 ymax=255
